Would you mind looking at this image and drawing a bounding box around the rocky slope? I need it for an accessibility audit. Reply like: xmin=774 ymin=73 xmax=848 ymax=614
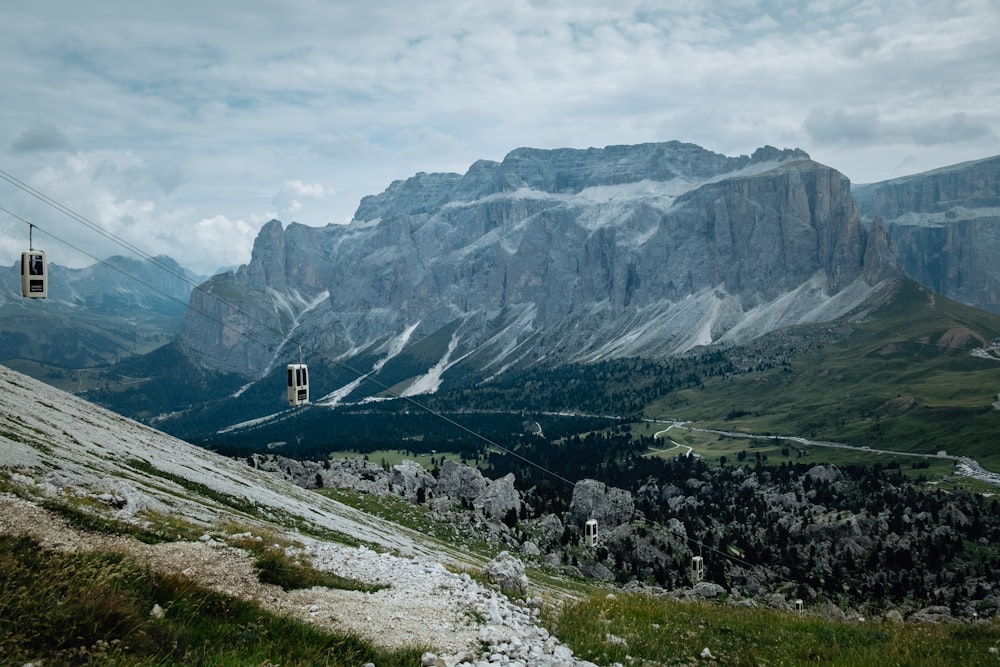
xmin=180 ymin=142 xmax=896 ymax=408
xmin=853 ymin=155 xmax=1000 ymax=313
xmin=249 ymin=442 xmax=1000 ymax=623
xmin=0 ymin=363 xmax=598 ymax=666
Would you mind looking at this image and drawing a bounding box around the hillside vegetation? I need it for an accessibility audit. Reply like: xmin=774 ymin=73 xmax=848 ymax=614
xmin=655 ymin=279 xmax=1000 ymax=468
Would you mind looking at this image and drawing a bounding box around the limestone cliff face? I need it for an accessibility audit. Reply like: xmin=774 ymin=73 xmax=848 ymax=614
xmin=853 ymin=156 xmax=1000 ymax=313
xmin=181 ymin=142 xmax=896 ymax=399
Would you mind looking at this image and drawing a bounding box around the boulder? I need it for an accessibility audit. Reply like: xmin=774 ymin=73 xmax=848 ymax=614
xmin=483 ymin=550 xmax=529 ymax=597
xmin=435 ymin=459 xmax=488 ymax=503
xmin=569 ymin=479 xmax=634 ymax=529
xmin=911 ymin=605 xmax=956 ymax=624
xmin=391 ymin=460 xmax=435 ymax=502
xmin=805 ymin=465 xmax=841 ymax=485
xmin=693 ymin=581 xmax=726 ymax=599
xmin=473 ymin=473 xmax=520 ymax=519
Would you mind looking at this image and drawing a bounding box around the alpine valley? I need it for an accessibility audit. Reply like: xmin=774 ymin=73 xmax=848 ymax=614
xmin=0 ymin=255 xmax=202 ymax=373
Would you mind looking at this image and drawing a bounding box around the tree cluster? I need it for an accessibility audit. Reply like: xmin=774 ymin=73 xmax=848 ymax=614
xmin=485 ymin=432 xmax=1000 ymax=617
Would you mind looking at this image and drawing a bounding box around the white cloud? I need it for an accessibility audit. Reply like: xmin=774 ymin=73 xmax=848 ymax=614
xmin=191 ymin=215 xmax=257 ymax=270
xmin=283 ymin=180 xmax=327 ymax=199
xmin=271 ymin=180 xmax=328 ymax=220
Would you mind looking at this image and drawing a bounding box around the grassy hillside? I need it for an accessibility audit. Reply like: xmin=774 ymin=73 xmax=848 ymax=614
xmin=651 ymin=279 xmax=1000 ymax=469
xmin=0 ymin=533 xmax=424 ymax=667
xmin=553 ymin=592 xmax=1000 ymax=666
xmin=6 ymin=481 xmax=999 ymax=666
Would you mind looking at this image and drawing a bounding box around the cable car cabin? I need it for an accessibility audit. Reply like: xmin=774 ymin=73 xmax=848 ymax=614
xmin=691 ymin=555 xmax=704 ymax=583
xmin=584 ymin=519 xmax=599 ymax=547
xmin=287 ymin=363 xmax=309 ymax=406
xmin=20 ymin=250 xmax=47 ymax=298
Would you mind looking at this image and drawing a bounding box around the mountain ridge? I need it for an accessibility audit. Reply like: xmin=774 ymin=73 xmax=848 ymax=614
xmin=1 ymin=254 xmax=203 ymax=369
xmin=853 ymin=154 xmax=1000 ymax=314
xmin=179 ymin=142 xmax=896 ymax=413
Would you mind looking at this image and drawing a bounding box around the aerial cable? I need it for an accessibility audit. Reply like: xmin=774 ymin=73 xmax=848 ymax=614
xmin=0 ymin=169 xmax=198 ymax=291
xmin=0 ymin=174 xmax=803 ymax=594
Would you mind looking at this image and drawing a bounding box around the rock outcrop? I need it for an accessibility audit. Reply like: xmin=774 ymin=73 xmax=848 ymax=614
xmin=474 ymin=473 xmax=520 ymax=520
xmin=483 ymin=550 xmax=530 ymax=598
xmin=569 ymin=479 xmax=635 ymax=530
xmin=436 ymin=459 xmax=490 ymax=504
xmin=254 ymin=454 xmax=521 ymax=521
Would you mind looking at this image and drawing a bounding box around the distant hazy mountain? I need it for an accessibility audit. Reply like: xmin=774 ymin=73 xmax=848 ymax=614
xmin=852 ymin=155 xmax=1000 ymax=314
xmin=0 ymin=255 xmax=204 ymax=368
xmin=177 ymin=141 xmax=896 ymax=410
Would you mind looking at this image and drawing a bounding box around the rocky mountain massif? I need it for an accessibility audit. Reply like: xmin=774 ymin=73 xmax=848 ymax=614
xmin=853 ymin=155 xmax=1000 ymax=314
xmin=180 ymin=142 xmax=897 ymax=409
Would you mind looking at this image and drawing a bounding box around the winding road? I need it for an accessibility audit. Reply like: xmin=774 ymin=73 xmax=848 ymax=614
xmin=645 ymin=419 xmax=1000 ymax=488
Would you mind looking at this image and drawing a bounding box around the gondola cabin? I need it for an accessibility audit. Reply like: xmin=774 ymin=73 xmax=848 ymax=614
xmin=691 ymin=555 xmax=704 ymax=583
xmin=287 ymin=363 xmax=309 ymax=406
xmin=20 ymin=249 xmax=47 ymax=298
xmin=584 ymin=519 xmax=599 ymax=547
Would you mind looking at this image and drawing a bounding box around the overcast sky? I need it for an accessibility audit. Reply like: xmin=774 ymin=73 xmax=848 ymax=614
xmin=2 ymin=0 xmax=998 ymax=275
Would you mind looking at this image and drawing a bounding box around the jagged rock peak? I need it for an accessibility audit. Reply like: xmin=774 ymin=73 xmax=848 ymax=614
xmin=750 ymin=145 xmax=810 ymax=163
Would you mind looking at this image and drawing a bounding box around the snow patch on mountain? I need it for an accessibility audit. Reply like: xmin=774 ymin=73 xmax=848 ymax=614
xmin=890 ymin=206 xmax=1000 ymax=228
xmin=569 ymin=178 xmax=696 ymax=204
xmin=703 ymin=157 xmax=811 ymax=186
xmin=259 ymin=288 xmax=331 ymax=378
xmin=217 ymin=408 xmax=292 ymax=434
xmin=316 ymin=321 xmax=422 ymax=407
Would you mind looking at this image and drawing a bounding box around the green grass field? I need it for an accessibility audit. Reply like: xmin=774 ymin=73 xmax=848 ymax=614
xmin=553 ymin=592 xmax=1000 ymax=667
xmin=647 ymin=280 xmax=1000 ymax=472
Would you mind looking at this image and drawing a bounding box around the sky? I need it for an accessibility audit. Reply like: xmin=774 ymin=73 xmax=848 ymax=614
xmin=1 ymin=0 xmax=998 ymax=275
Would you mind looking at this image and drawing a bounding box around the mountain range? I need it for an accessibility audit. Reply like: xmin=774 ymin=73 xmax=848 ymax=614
xmin=179 ymin=143 xmax=898 ymax=412
xmin=853 ymin=154 xmax=1000 ymax=313
xmin=0 ymin=255 xmax=202 ymax=371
